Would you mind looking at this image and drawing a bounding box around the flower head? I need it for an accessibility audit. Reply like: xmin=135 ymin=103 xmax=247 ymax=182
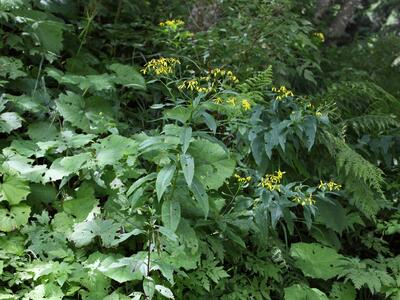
xmin=259 ymin=170 xmax=285 ymax=192
xmin=141 ymin=57 xmax=180 ymax=75
xmin=241 ymin=99 xmax=251 ymax=111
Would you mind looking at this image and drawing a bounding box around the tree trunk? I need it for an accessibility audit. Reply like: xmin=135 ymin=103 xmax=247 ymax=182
xmin=328 ymin=0 xmax=362 ymax=38
xmin=314 ymin=0 xmax=334 ymax=22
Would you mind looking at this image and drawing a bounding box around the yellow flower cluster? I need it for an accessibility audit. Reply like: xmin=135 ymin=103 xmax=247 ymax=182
xmin=293 ymin=193 xmax=316 ymax=206
xmin=141 ymin=57 xmax=180 ymax=75
xmin=318 ymin=180 xmax=342 ymax=191
xmin=213 ymin=97 xmax=252 ymax=111
xmin=234 ymin=174 xmax=252 ymax=184
xmin=209 ymin=68 xmax=239 ymax=84
xmin=314 ymin=32 xmax=325 ymax=43
xmin=271 ymin=86 xmax=294 ymax=100
xmin=259 ymin=170 xmax=285 ymax=192
xmin=178 ymin=79 xmax=213 ymax=93
xmin=159 ymin=19 xmax=185 ymax=30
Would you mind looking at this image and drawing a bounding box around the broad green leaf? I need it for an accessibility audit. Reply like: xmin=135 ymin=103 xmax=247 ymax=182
xmin=107 ymin=63 xmax=146 ymax=90
xmin=164 ymin=107 xmax=192 ymax=124
xmin=32 ymin=20 xmax=65 ymax=54
xmin=180 ymin=153 xmax=194 ymax=186
xmin=330 ymin=282 xmax=356 ymax=300
xmin=180 ymin=126 xmax=192 ymax=154
xmin=0 ymin=57 xmax=26 ymax=79
xmin=95 ymin=135 xmax=138 ymax=167
xmin=0 ymin=176 xmax=30 ymax=205
xmin=43 ymin=158 xmax=71 ymax=182
xmin=143 ymin=277 xmax=155 ymax=299
xmin=303 ymin=117 xmax=317 ymax=151
xmin=155 ymin=285 xmax=174 ymax=299
xmin=56 ymin=92 xmax=89 ymax=130
xmin=161 ymin=199 xmax=181 ymax=232
xmin=0 ymin=112 xmax=22 ymax=133
xmin=63 ymin=184 xmax=98 ymax=222
xmin=0 ymin=204 xmax=31 ymax=232
xmin=290 ymin=242 xmax=345 ymax=280
xmin=190 ymin=177 xmax=209 ymax=218
xmin=284 ymin=284 xmax=329 ymax=300
xmin=59 ymin=152 xmax=92 ymax=173
xmin=315 ymin=199 xmax=346 ymax=233
xmin=188 ymin=139 xmax=235 ymax=190
xmin=156 ymin=164 xmax=176 ymax=201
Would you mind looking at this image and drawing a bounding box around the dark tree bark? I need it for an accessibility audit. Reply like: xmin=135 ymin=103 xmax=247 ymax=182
xmin=314 ymin=0 xmax=334 ymax=22
xmin=328 ymin=0 xmax=362 ymax=38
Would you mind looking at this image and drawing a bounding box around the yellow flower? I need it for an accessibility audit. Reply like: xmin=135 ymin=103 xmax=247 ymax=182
xmin=227 ymin=97 xmax=236 ymax=106
xmin=271 ymin=85 xmax=294 ymax=100
xmin=186 ymin=79 xmax=199 ymax=91
xmin=141 ymin=57 xmax=180 ymax=75
xmin=234 ymin=174 xmax=252 ymax=184
xmin=292 ymin=193 xmax=316 ymax=206
xmin=318 ymin=180 xmax=342 ymax=191
xmin=213 ymin=97 xmax=223 ymax=104
xmin=315 ymin=111 xmax=322 ymax=117
xmin=241 ymin=99 xmax=251 ymax=111
xmin=259 ymin=170 xmax=285 ymax=192
xmin=159 ymin=19 xmax=185 ymax=31
xmin=314 ymin=32 xmax=325 ymax=43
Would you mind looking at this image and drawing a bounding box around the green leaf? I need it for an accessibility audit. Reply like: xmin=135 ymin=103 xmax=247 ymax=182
xmin=0 ymin=57 xmax=26 ymax=79
xmin=0 ymin=204 xmax=31 ymax=232
xmin=330 ymin=282 xmax=356 ymax=300
xmin=164 ymin=107 xmax=192 ymax=124
xmin=0 ymin=112 xmax=23 ymax=133
xmin=161 ymin=199 xmax=181 ymax=232
xmin=156 ymin=164 xmax=176 ymax=201
xmin=290 ymin=243 xmax=345 ymax=280
xmin=95 ymin=135 xmax=138 ymax=167
xmin=284 ymin=284 xmax=329 ymax=300
xmin=155 ymin=285 xmax=174 ymax=299
xmin=180 ymin=126 xmax=192 ymax=154
xmin=107 ymin=63 xmax=146 ymax=90
xmin=188 ymin=139 xmax=235 ymax=190
xmin=56 ymin=92 xmax=89 ymax=130
xmin=63 ymin=184 xmax=98 ymax=222
xmin=0 ymin=176 xmax=30 ymax=205
xmin=315 ymin=199 xmax=346 ymax=233
xmin=190 ymin=177 xmax=209 ymax=218
xmin=143 ymin=277 xmax=155 ymax=299
xmin=59 ymin=152 xmax=92 ymax=173
xmin=32 ymin=20 xmax=65 ymax=54
xmin=303 ymin=117 xmax=317 ymax=151
xmin=127 ymin=173 xmax=157 ymax=196
xmin=201 ymin=112 xmax=217 ymax=134
xmin=180 ymin=154 xmax=194 ymax=186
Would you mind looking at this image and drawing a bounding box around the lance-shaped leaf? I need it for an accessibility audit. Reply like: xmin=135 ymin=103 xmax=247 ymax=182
xmin=156 ymin=164 xmax=176 ymax=201
xmin=180 ymin=153 xmax=194 ymax=186
xmin=161 ymin=199 xmax=181 ymax=232
xmin=190 ymin=177 xmax=209 ymax=218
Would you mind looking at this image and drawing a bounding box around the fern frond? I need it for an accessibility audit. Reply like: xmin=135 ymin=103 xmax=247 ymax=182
xmin=238 ymin=66 xmax=273 ymax=97
xmin=321 ymin=131 xmax=387 ymax=216
xmin=342 ymin=114 xmax=399 ymax=135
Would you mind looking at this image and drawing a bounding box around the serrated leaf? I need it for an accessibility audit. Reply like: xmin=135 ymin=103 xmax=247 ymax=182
xmin=0 ymin=204 xmax=31 ymax=232
xmin=156 ymin=164 xmax=176 ymax=201
xmin=63 ymin=184 xmax=98 ymax=222
xmin=0 ymin=112 xmax=22 ymax=133
xmin=0 ymin=176 xmax=30 ymax=205
xmin=107 ymin=63 xmax=146 ymax=90
xmin=190 ymin=177 xmax=209 ymax=218
xmin=284 ymin=284 xmax=329 ymax=300
xmin=161 ymin=199 xmax=181 ymax=232
xmin=32 ymin=20 xmax=65 ymax=54
xmin=188 ymin=139 xmax=235 ymax=190
xmin=290 ymin=242 xmax=345 ymax=280
xmin=180 ymin=153 xmax=194 ymax=186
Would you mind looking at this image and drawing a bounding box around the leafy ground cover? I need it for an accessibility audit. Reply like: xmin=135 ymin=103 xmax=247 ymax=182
xmin=0 ymin=0 xmax=399 ymax=299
